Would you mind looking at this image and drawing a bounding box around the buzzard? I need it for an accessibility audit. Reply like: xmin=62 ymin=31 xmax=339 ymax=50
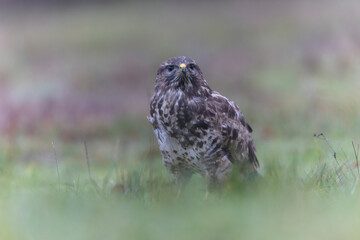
xmin=148 ymin=56 xmax=259 ymax=189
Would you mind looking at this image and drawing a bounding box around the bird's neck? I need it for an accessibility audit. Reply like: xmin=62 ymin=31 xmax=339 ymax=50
xmin=174 ymin=83 xmax=212 ymax=99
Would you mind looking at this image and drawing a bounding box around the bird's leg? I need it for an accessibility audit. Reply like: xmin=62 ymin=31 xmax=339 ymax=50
xmin=173 ymin=171 xmax=192 ymax=199
xmin=215 ymin=156 xmax=233 ymax=184
xmin=204 ymin=172 xmax=211 ymax=200
xmin=204 ymin=156 xmax=233 ymax=199
xmin=204 ymin=171 xmax=218 ymax=199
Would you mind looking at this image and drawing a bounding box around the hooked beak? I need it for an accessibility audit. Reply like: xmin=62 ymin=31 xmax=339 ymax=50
xmin=179 ymin=63 xmax=187 ymax=74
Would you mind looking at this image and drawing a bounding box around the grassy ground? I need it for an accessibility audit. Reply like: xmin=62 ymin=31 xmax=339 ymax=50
xmin=1 ymin=1 xmax=360 ymax=239
xmin=1 ymin=131 xmax=360 ymax=240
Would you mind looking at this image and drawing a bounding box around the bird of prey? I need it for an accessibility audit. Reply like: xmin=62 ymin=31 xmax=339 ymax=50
xmin=148 ymin=56 xmax=259 ymax=189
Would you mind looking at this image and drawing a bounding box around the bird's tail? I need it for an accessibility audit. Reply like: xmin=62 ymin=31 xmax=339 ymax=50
xmin=248 ymin=144 xmax=260 ymax=169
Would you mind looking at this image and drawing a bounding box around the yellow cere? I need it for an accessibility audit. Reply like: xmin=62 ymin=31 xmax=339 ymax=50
xmin=179 ymin=63 xmax=186 ymax=68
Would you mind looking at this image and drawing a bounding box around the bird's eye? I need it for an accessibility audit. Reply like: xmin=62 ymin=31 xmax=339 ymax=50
xmin=166 ymin=65 xmax=175 ymax=72
xmin=188 ymin=64 xmax=195 ymax=71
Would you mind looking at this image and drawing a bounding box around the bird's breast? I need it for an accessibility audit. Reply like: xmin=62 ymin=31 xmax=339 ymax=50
xmin=155 ymin=128 xmax=206 ymax=173
xmin=154 ymin=91 xmax=187 ymax=129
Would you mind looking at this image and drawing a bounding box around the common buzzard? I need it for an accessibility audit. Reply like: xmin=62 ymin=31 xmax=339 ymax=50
xmin=148 ymin=56 xmax=259 ymax=189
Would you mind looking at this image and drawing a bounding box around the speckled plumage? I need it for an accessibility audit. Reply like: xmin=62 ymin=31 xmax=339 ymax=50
xmin=148 ymin=56 xmax=259 ymax=187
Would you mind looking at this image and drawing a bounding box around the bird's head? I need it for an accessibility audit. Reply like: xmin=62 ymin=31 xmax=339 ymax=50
xmin=156 ymin=56 xmax=205 ymax=92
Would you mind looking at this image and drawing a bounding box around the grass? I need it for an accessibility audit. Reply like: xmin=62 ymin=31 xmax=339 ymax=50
xmin=0 ymin=132 xmax=360 ymax=240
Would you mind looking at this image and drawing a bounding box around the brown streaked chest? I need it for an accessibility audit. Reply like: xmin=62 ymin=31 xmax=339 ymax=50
xmin=152 ymin=90 xmax=186 ymax=130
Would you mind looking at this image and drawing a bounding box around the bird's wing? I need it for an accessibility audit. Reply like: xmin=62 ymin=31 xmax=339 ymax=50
xmin=197 ymin=91 xmax=259 ymax=169
xmin=207 ymin=92 xmax=251 ymax=130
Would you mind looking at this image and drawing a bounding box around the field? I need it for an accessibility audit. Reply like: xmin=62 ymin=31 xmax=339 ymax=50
xmin=1 ymin=1 xmax=360 ymax=239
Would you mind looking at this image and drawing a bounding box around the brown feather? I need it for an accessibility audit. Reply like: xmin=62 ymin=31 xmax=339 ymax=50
xmin=148 ymin=56 xmax=260 ymax=186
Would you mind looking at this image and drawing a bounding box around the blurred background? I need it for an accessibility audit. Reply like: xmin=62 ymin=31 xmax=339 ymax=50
xmin=3 ymin=1 xmax=360 ymax=240
xmin=1 ymin=0 xmax=360 ymax=167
